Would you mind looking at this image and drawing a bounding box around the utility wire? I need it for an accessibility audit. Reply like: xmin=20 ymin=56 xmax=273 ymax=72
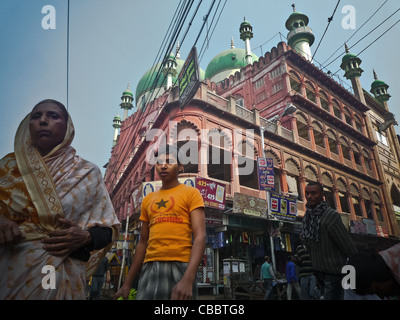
xmin=331 ymin=17 xmax=400 ymax=76
xmin=321 ymin=0 xmax=388 ymax=66
xmin=311 ymin=0 xmax=341 ymax=61
xmin=323 ymin=6 xmax=400 ymax=69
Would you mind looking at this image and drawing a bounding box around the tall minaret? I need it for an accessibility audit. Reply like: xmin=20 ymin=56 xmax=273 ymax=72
xmin=340 ymin=43 xmax=365 ymax=103
xmin=120 ymin=83 xmax=134 ymax=121
xmin=285 ymin=4 xmax=315 ymax=62
xmin=370 ymin=70 xmax=391 ymax=108
xmin=162 ymin=53 xmax=177 ymax=90
xmin=239 ymin=18 xmax=254 ymax=65
xmin=112 ymin=114 xmax=121 ymax=147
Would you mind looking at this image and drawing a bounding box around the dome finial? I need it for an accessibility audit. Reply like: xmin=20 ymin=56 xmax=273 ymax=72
xmin=292 ymin=3 xmax=296 ymax=12
xmin=231 ymin=37 xmax=235 ymax=49
xmin=345 ymin=42 xmax=349 ymax=53
xmin=373 ymin=69 xmax=378 ymax=80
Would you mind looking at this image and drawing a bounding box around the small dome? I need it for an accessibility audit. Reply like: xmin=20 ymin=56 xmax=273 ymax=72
xmin=135 ymin=54 xmax=205 ymax=105
xmin=205 ymin=47 xmax=259 ymax=82
xmin=285 ymin=11 xmax=309 ymax=30
xmin=341 ymin=52 xmax=358 ymax=63
xmin=122 ymin=84 xmax=133 ymax=98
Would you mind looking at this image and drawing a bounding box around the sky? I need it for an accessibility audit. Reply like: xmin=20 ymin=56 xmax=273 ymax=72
xmin=1 ymin=0 xmax=399 ymax=174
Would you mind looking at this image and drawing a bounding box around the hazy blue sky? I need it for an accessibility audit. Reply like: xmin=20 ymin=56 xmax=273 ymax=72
xmin=1 ymin=0 xmax=399 ymax=173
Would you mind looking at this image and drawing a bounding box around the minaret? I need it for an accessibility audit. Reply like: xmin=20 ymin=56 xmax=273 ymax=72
xmin=112 ymin=114 xmax=121 ymax=147
xmin=370 ymin=70 xmax=391 ymax=107
xmin=239 ymin=18 xmax=254 ymax=65
xmin=162 ymin=53 xmax=177 ymax=90
xmin=285 ymin=4 xmax=315 ymax=62
xmin=120 ymin=83 xmax=134 ymax=120
xmin=340 ymin=43 xmax=365 ymax=103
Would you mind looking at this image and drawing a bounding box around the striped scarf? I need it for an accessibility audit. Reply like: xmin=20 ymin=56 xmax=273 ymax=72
xmin=301 ymin=201 xmax=327 ymax=244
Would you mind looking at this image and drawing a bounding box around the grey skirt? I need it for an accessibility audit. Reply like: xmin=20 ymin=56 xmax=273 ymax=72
xmin=136 ymin=261 xmax=198 ymax=300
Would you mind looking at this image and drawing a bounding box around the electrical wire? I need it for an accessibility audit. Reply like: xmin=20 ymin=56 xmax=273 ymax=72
xmin=321 ymin=0 xmax=388 ymax=66
xmin=311 ymin=0 xmax=341 ymax=61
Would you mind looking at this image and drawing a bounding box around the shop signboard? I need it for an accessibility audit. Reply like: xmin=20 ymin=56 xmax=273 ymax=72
xmin=350 ymin=220 xmax=367 ymax=235
xmin=178 ymin=46 xmax=201 ymax=108
xmin=362 ymin=218 xmax=377 ymax=236
xmin=232 ymin=192 xmax=267 ymax=218
xmin=376 ymin=225 xmax=389 ymax=238
xmin=257 ymin=157 xmax=274 ymax=191
xmin=269 ymin=192 xmax=297 ymax=221
xmin=195 ymin=177 xmax=226 ymax=210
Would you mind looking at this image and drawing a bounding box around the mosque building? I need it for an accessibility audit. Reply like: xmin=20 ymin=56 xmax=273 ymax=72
xmin=104 ymin=6 xmax=400 ymax=294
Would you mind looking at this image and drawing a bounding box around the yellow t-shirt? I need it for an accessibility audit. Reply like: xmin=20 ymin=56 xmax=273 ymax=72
xmin=140 ymin=183 xmax=204 ymax=263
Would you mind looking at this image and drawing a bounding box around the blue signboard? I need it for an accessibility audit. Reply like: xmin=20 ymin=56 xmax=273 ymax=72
xmin=257 ymin=157 xmax=274 ymax=191
xmin=269 ymin=192 xmax=297 ymax=221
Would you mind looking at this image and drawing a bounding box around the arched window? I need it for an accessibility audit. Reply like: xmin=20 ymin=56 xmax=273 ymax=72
xmin=354 ymin=114 xmax=363 ymax=133
xmin=340 ymin=137 xmax=351 ymax=161
xmin=304 ymin=165 xmax=318 ymax=182
xmin=322 ymin=172 xmax=335 ymax=208
xmin=286 ymin=159 xmax=301 ymax=200
xmin=337 ymin=179 xmax=350 ymax=213
xmin=372 ymin=191 xmax=384 ymax=221
xmin=332 ymin=100 xmax=342 ymax=119
xmin=350 ymin=183 xmax=362 ymax=216
xmin=362 ymin=188 xmax=373 ymax=219
xmin=297 ymin=113 xmax=310 ymax=141
xmin=352 ymin=143 xmax=362 ymax=166
xmin=313 ymin=121 xmax=325 ymax=148
xmin=305 ymin=82 xmax=316 ymax=102
xmin=238 ymin=140 xmax=258 ymax=189
xmin=343 ymin=107 xmax=353 ymax=126
xmin=327 ymin=130 xmax=338 ymax=154
xmin=207 ymin=129 xmax=232 ymax=182
xmin=319 ymin=91 xmax=330 ymax=111
xmin=362 ymin=149 xmax=372 ymax=171
xmin=289 ymin=71 xmax=302 ymax=94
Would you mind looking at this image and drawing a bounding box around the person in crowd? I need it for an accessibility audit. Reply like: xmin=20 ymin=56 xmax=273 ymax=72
xmin=346 ymin=243 xmax=400 ymax=300
xmin=114 ymin=144 xmax=205 ymax=300
xmin=301 ymin=181 xmax=357 ymax=300
xmin=0 ymin=99 xmax=119 ymax=299
xmin=286 ymin=255 xmax=302 ymax=300
xmin=89 ymin=256 xmax=110 ymax=300
xmin=261 ymin=256 xmax=275 ymax=300
xmin=295 ymin=243 xmax=315 ymax=299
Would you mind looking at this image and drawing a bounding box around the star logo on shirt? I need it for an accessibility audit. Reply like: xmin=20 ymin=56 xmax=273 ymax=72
xmin=155 ymin=198 xmax=169 ymax=209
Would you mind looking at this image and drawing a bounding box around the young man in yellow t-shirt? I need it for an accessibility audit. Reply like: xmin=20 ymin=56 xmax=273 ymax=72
xmin=114 ymin=145 xmax=206 ymax=300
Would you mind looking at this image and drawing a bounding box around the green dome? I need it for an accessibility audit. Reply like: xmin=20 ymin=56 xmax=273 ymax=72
xmin=285 ymin=11 xmax=309 ymax=30
xmin=342 ymin=52 xmax=358 ymax=63
xmin=135 ymin=56 xmax=205 ymax=102
xmin=205 ymin=48 xmax=259 ymax=80
xmin=122 ymin=89 xmax=133 ymax=97
xmin=371 ymin=79 xmax=387 ymax=89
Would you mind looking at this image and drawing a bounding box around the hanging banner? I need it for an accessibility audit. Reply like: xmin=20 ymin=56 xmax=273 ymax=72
xmin=196 ymin=177 xmax=226 ymax=210
xmin=178 ymin=46 xmax=201 ymax=108
xmin=269 ymin=192 xmax=297 ymax=221
xmin=257 ymin=157 xmax=274 ymax=191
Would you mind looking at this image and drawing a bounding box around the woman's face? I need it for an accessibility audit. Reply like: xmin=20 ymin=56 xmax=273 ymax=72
xmin=29 ymin=102 xmax=68 ymax=156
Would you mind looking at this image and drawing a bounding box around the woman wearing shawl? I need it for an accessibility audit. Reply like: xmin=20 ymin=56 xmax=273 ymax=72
xmin=0 ymin=99 xmax=119 ymax=299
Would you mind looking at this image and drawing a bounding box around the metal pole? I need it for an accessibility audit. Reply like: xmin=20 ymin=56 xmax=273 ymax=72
xmin=260 ymin=126 xmax=276 ymax=271
xmin=118 ymin=209 xmax=130 ymax=290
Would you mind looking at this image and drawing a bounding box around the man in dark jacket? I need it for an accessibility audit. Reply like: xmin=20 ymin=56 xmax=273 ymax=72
xmin=301 ymin=182 xmax=357 ymax=300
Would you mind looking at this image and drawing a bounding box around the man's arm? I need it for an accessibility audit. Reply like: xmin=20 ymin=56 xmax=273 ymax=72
xmin=113 ymin=221 xmax=149 ymax=300
xmin=171 ymin=207 xmax=206 ymax=300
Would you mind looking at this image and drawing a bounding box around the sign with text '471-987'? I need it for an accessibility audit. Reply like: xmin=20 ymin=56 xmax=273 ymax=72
xmin=178 ymin=46 xmax=201 ymax=108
